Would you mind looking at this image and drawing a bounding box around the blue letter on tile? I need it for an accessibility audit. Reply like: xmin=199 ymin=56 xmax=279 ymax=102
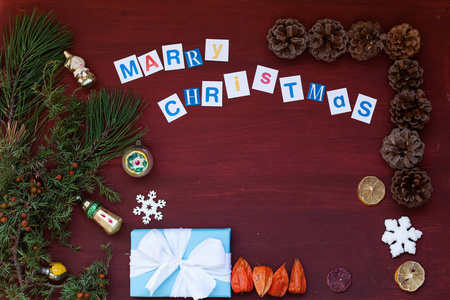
xmin=184 ymin=88 xmax=200 ymax=106
xmin=167 ymin=50 xmax=181 ymax=65
xmin=307 ymin=83 xmax=326 ymax=102
xmin=205 ymin=87 xmax=219 ymax=102
xmin=283 ymin=82 xmax=297 ymax=98
xmin=120 ymin=60 xmax=139 ymax=79
xmin=184 ymin=49 xmax=203 ymax=68
xmin=358 ymin=101 xmax=372 ymax=117
xmin=334 ymin=95 xmax=345 ymax=108
xmin=165 ymin=100 xmax=180 ymax=116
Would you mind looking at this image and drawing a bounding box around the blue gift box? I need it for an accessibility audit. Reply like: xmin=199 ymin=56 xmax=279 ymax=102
xmin=130 ymin=228 xmax=231 ymax=298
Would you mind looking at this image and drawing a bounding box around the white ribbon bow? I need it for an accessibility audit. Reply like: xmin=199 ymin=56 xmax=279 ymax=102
xmin=130 ymin=228 xmax=231 ymax=300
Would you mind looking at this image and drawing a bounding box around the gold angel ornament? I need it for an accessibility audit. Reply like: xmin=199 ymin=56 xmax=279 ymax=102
xmin=63 ymin=51 xmax=97 ymax=88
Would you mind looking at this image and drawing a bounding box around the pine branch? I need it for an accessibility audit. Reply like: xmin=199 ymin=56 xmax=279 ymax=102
xmin=82 ymin=87 xmax=148 ymax=162
xmin=25 ymin=281 xmax=64 ymax=290
xmin=1 ymin=9 xmax=148 ymax=300
xmin=59 ymin=243 xmax=112 ymax=299
xmin=0 ymin=8 xmax=72 ymax=144
xmin=12 ymin=225 xmax=24 ymax=286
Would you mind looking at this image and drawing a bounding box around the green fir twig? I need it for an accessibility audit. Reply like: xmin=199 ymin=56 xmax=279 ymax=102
xmin=0 ymin=8 xmax=147 ymax=300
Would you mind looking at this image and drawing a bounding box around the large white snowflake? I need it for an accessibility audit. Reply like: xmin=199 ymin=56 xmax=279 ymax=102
xmin=133 ymin=190 xmax=166 ymax=224
xmin=381 ymin=216 xmax=422 ymax=258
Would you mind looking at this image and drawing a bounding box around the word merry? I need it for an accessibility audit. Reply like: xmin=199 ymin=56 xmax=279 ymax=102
xmin=113 ymin=40 xmax=377 ymax=124
xmin=113 ymin=39 xmax=229 ymax=83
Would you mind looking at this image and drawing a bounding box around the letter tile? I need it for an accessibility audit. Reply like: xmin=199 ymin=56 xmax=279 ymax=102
xmin=326 ymin=88 xmax=352 ymax=115
xmin=205 ymin=39 xmax=229 ymax=62
xmin=113 ymin=55 xmax=143 ymax=84
xmin=279 ymin=75 xmax=304 ymax=103
xmin=351 ymin=94 xmax=377 ymax=124
xmin=162 ymin=43 xmax=185 ymax=71
xmin=223 ymin=71 xmax=250 ymax=99
xmin=137 ymin=50 xmax=164 ymax=76
xmin=202 ymin=81 xmax=223 ymax=107
xmin=252 ymin=65 xmax=279 ymax=94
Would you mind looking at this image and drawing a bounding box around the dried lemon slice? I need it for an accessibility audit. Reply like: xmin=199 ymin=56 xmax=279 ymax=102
xmin=395 ymin=261 xmax=425 ymax=292
xmin=357 ymin=176 xmax=385 ymax=206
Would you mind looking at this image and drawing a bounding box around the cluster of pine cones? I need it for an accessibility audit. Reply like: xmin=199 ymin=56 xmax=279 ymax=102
xmin=267 ymin=18 xmax=389 ymax=61
xmin=267 ymin=19 xmax=432 ymax=208
xmin=380 ymin=24 xmax=432 ymax=209
xmin=266 ymin=19 xmax=425 ymax=63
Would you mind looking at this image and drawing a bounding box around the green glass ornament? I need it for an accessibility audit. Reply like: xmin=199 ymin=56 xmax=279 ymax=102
xmin=122 ymin=140 xmax=154 ymax=177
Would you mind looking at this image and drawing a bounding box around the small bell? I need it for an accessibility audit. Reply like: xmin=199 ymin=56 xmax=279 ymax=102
xmin=81 ymin=199 xmax=122 ymax=235
xmin=63 ymin=51 xmax=97 ymax=88
xmin=40 ymin=262 xmax=67 ymax=281
xmin=122 ymin=140 xmax=154 ymax=177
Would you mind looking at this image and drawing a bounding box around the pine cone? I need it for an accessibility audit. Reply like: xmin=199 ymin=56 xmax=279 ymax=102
xmin=380 ymin=128 xmax=424 ymax=169
xmin=347 ymin=21 xmax=386 ymax=61
xmin=308 ymin=19 xmax=348 ymax=62
xmin=267 ymin=18 xmax=308 ymax=59
xmin=391 ymin=167 xmax=432 ymax=208
xmin=388 ymin=59 xmax=423 ymax=92
xmin=385 ymin=23 xmax=421 ymax=60
xmin=390 ymin=89 xmax=431 ymax=130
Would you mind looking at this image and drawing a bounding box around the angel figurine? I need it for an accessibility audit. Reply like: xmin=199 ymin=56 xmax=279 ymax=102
xmin=63 ymin=51 xmax=96 ymax=88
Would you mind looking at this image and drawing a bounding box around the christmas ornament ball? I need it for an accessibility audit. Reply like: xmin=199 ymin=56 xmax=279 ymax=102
xmin=122 ymin=140 xmax=154 ymax=177
xmin=40 ymin=262 xmax=68 ymax=281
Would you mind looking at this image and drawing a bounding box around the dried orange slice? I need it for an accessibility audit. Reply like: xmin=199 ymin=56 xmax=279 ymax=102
xmin=357 ymin=176 xmax=385 ymax=206
xmin=395 ymin=261 xmax=425 ymax=292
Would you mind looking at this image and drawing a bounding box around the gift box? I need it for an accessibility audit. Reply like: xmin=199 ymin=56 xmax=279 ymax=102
xmin=130 ymin=228 xmax=231 ymax=299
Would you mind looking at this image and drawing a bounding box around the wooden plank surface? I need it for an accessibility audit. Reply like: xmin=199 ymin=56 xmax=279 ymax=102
xmin=1 ymin=0 xmax=449 ymax=299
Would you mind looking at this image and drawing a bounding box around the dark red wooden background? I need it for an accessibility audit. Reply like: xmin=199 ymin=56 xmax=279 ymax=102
xmin=1 ymin=0 xmax=449 ymax=299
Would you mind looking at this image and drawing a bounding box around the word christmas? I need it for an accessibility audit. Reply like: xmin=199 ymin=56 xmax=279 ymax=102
xmin=114 ymin=39 xmax=377 ymax=124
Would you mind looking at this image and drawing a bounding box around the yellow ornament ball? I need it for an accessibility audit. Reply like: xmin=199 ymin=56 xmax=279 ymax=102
xmin=50 ymin=262 xmax=67 ymax=276
xmin=40 ymin=262 xmax=68 ymax=281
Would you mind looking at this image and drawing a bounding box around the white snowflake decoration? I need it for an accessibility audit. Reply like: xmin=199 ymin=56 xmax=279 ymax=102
xmin=381 ymin=216 xmax=422 ymax=258
xmin=133 ymin=190 xmax=166 ymax=224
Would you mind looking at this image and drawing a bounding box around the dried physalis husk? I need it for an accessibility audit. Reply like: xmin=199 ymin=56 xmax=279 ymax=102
xmin=231 ymin=257 xmax=253 ymax=293
xmin=289 ymin=258 xmax=307 ymax=294
xmin=268 ymin=264 xmax=289 ymax=297
xmin=253 ymin=266 xmax=273 ymax=297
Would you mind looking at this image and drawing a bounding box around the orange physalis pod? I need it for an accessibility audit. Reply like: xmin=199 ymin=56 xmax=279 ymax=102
xmin=231 ymin=257 xmax=253 ymax=293
xmin=253 ymin=265 xmax=273 ymax=297
xmin=288 ymin=258 xmax=307 ymax=294
xmin=268 ymin=263 xmax=289 ymax=297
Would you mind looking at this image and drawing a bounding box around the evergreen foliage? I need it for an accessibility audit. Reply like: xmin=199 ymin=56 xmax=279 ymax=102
xmin=0 ymin=9 xmax=146 ymax=299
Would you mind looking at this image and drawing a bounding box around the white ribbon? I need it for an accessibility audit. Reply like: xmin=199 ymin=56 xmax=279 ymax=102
xmin=130 ymin=228 xmax=231 ymax=300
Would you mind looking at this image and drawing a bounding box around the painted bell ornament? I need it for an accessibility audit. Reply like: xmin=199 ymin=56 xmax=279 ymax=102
xmin=81 ymin=199 xmax=123 ymax=235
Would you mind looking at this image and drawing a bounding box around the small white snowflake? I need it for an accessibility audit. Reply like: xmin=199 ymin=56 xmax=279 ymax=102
xmin=381 ymin=216 xmax=422 ymax=258
xmin=133 ymin=190 xmax=166 ymax=224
